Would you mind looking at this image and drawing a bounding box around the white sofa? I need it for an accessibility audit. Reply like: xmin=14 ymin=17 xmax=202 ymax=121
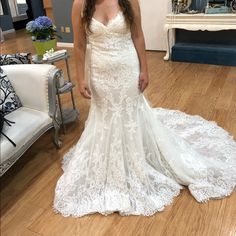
xmin=0 ymin=64 xmax=62 ymax=176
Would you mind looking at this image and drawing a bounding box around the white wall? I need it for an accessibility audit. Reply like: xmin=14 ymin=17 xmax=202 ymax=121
xmin=139 ymin=0 xmax=172 ymax=51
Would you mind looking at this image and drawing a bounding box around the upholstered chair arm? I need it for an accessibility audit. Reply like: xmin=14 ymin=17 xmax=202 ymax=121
xmin=1 ymin=64 xmax=60 ymax=116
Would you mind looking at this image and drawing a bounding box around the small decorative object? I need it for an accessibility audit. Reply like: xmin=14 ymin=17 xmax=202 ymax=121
xmin=195 ymin=0 xmax=208 ymax=12
xmin=26 ymin=16 xmax=58 ymax=56
xmin=172 ymin=0 xmax=179 ymax=13
xmin=187 ymin=9 xmax=199 ymax=13
xmin=172 ymin=0 xmax=192 ymax=13
xmin=42 ymin=49 xmax=67 ymax=61
xmin=231 ymin=0 xmax=236 ymax=11
xmin=205 ymin=0 xmax=231 ymax=13
xmin=42 ymin=48 xmax=55 ymax=61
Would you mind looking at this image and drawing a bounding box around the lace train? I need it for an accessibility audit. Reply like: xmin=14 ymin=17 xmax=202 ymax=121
xmin=53 ymin=96 xmax=236 ymax=217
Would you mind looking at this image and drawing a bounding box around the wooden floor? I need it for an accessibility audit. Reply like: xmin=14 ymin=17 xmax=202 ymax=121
xmin=1 ymin=30 xmax=236 ymax=236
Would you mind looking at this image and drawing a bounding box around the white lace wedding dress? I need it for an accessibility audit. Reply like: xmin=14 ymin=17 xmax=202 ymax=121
xmin=53 ymin=11 xmax=236 ymax=217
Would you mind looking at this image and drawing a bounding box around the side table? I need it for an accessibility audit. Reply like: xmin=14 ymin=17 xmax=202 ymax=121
xmin=32 ymin=52 xmax=79 ymax=133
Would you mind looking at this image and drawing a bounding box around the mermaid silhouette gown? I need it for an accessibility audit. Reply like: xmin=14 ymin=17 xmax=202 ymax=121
xmin=53 ymin=11 xmax=236 ymax=217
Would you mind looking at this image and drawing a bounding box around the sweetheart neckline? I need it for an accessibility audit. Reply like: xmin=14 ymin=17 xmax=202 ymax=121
xmin=92 ymin=11 xmax=122 ymax=28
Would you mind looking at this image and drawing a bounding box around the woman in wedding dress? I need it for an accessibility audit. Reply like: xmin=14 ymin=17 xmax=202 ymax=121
xmin=53 ymin=0 xmax=236 ymax=217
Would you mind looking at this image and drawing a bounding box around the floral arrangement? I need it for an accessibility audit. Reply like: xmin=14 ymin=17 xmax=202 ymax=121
xmin=26 ymin=16 xmax=57 ymax=41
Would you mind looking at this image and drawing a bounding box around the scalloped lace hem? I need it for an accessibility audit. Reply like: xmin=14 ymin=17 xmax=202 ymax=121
xmin=53 ymin=188 xmax=182 ymax=218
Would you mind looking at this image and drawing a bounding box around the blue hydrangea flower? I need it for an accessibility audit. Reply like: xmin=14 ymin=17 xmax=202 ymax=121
xmin=26 ymin=21 xmax=35 ymax=32
xmin=26 ymin=16 xmax=56 ymax=40
xmin=26 ymin=20 xmax=42 ymax=32
xmin=35 ymin=16 xmax=53 ymax=29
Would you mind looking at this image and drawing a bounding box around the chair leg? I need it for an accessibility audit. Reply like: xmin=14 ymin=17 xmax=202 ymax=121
xmin=53 ymin=119 xmax=62 ymax=148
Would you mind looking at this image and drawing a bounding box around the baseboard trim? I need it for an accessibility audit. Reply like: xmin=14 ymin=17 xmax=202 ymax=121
xmin=57 ymin=42 xmax=74 ymax=48
xmin=2 ymin=29 xmax=15 ymax=35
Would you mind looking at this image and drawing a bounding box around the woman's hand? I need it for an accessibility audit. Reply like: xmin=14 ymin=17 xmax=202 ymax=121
xmin=78 ymin=80 xmax=91 ymax=99
xmin=138 ymin=71 xmax=149 ymax=92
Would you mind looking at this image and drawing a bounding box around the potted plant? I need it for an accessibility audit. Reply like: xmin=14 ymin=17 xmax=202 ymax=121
xmin=26 ymin=16 xmax=58 ymax=56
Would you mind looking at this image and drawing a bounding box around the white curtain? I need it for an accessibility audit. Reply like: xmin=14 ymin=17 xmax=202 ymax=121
xmin=0 ymin=2 xmax=3 ymax=15
xmin=8 ymin=0 xmax=19 ymax=17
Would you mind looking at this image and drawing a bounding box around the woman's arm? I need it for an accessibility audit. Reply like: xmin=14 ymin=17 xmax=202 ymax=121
xmin=130 ymin=0 xmax=149 ymax=92
xmin=72 ymin=0 xmax=91 ymax=99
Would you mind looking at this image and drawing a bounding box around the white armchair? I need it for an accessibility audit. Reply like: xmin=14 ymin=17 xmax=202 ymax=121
xmin=0 ymin=64 xmax=62 ymax=176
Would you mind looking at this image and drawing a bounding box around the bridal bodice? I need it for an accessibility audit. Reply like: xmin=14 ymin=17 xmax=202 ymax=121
xmin=87 ymin=11 xmax=132 ymax=51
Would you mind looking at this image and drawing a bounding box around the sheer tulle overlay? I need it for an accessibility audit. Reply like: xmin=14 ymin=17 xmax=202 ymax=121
xmin=53 ymin=12 xmax=236 ymax=217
